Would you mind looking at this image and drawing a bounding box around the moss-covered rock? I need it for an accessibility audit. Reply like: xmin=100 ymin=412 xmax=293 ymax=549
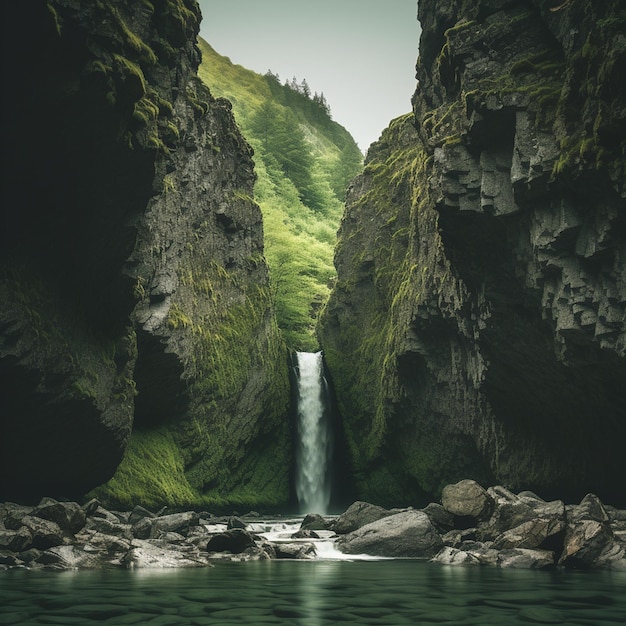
xmin=1 ymin=0 xmax=291 ymax=509
xmin=319 ymin=0 xmax=625 ymax=507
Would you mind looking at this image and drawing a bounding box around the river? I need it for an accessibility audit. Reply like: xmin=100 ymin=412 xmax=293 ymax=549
xmin=1 ymin=554 xmax=624 ymax=625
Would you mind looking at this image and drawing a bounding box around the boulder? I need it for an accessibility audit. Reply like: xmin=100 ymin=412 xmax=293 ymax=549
xmin=1 ymin=503 xmax=32 ymax=530
xmin=20 ymin=515 xmax=67 ymax=549
xmin=32 ymin=498 xmax=86 ymax=534
xmin=292 ymin=529 xmax=320 ymax=539
xmin=131 ymin=517 xmax=154 ymax=540
xmin=122 ymin=539 xmax=208 ymax=568
xmin=497 ymin=548 xmax=556 ymax=569
xmin=559 ymin=519 xmax=624 ymax=569
xmin=477 ymin=489 xmax=535 ymax=540
xmin=422 ymin=503 xmax=454 ymax=533
xmin=572 ymin=493 xmax=610 ymax=523
xmin=333 ymin=501 xmax=395 ymax=534
xmin=558 ymin=494 xmax=625 ymax=569
xmin=300 ymin=513 xmax=331 ymax=531
xmin=226 ymin=516 xmax=247 ymax=530
xmin=36 ymin=545 xmax=103 ymax=569
xmin=336 ymin=510 xmax=443 ymax=558
xmin=441 ymin=480 xmax=494 ymax=522
xmin=273 ymin=542 xmax=316 ymax=559
xmin=86 ymin=516 xmax=132 ymax=540
xmin=77 ymin=530 xmax=132 ymax=558
xmin=431 ymin=546 xmax=481 ymax=566
xmin=492 ymin=516 xmax=565 ymax=551
xmin=206 ymin=529 xmax=257 ymax=554
xmin=0 ymin=526 xmax=32 ymax=552
xmin=128 ymin=505 xmax=156 ymax=525
xmin=150 ymin=511 xmax=199 ymax=537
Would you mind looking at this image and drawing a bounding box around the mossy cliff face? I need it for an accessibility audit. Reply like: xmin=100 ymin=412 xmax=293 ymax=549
xmin=319 ymin=0 xmax=625 ymax=506
xmin=0 ymin=0 xmax=290 ymax=508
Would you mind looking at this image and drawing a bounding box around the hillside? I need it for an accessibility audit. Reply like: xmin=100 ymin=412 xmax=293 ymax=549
xmin=197 ymin=40 xmax=363 ymax=350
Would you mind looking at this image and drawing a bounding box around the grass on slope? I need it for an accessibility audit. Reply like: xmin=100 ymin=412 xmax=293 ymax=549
xmin=198 ymin=39 xmax=362 ymax=350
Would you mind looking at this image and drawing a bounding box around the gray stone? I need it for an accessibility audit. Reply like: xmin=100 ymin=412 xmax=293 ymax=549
xmin=333 ymin=501 xmax=395 ymax=534
xmin=20 ymin=515 xmax=66 ymax=549
xmin=497 ymin=548 xmax=555 ymax=569
xmin=122 ymin=539 xmax=208 ymax=568
xmin=128 ymin=505 xmax=156 ymax=525
xmin=492 ymin=515 xmax=565 ymax=551
xmin=36 ymin=545 xmax=103 ymax=569
xmin=336 ymin=510 xmax=443 ymax=558
xmin=273 ymin=542 xmax=317 ymax=560
xmin=423 ymin=502 xmax=455 ymax=533
xmin=300 ymin=513 xmax=331 ymax=531
xmin=0 ymin=526 xmax=32 ymax=552
xmin=206 ymin=529 xmax=257 ymax=554
xmin=150 ymin=511 xmax=199 ymax=537
xmin=559 ymin=519 xmax=624 ymax=569
xmin=32 ymin=499 xmax=86 ymax=534
xmin=442 ymin=480 xmax=494 ymax=520
xmin=131 ymin=517 xmax=153 ymax=539
xmin=431 ymin=546 xmax=481 ymax=566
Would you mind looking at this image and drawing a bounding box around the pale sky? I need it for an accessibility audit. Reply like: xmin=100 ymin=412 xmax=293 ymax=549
xmin=197 ymin=0 xmax=421 ymax=153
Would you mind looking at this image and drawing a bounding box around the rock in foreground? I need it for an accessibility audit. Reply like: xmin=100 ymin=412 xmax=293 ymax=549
xmin=336 ymin=510 xmax=443 ymax=558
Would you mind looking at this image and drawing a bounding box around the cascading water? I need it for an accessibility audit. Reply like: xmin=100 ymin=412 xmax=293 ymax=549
xmin=294 ymin=351 xmax=333 ymax=514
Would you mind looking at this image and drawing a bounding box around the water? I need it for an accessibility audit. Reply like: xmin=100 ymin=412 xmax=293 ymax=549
xmin=294 ymin=351 xmax=333 ymax=515
xmin=1 ymin=560 xmax=624 ymax=625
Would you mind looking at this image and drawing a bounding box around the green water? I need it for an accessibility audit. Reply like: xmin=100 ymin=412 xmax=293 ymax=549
xmin=1 ymin=560 xmax=624 ymax=625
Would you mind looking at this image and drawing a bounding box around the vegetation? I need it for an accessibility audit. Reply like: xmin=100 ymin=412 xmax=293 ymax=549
xmin=197 ymin=40 xmax=363 ymax=350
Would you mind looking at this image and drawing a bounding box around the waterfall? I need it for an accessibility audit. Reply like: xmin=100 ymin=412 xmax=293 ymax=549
xmin=295 ymin=351 xmax=333 ymax=515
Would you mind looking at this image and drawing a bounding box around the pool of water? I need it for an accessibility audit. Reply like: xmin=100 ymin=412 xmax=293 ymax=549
xmin=1 ymin=559 xmax=624 ymax=625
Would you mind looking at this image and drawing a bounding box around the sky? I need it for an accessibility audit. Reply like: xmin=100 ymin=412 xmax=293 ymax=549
xmin=197 ymin=0 xmax=421 ymax=153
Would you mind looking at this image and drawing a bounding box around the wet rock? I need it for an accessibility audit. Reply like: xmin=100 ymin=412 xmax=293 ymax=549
xmin=122 ymin=539 xmax=209 ymax=568
xmin=36 ymin=545 xmax=103 ymax=570
xmin=333 ymin=501 xmax=396 ymax=534
xmin=273 ymin=542 xmax=317 ymax=559
xmin=300 ymin=513 xmax=331 ymax=531
xmin=292 ymin=529 xmax=320 ymax=539
xmin=442 ymin=480 xmax=494 ymax=522
xmin=431 ymin=546 xmax=481 ymax=566
xmin=497 ymin=548 xmax=555 ymax=569
xmin=336 ymin=510 xmax=443 ymax=558
xmin=206 ymin=529 xmax=257 ymax=554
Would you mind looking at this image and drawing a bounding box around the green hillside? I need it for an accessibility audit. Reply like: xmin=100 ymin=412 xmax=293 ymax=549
xmin=198 ymin=39 xmax=363 ymax=350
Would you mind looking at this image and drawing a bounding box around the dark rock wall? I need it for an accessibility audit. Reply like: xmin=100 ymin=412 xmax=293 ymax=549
xmin=319 ymin=0 xmax=625 ymax=506
xmin=1 ymin=0 xmax=290 ymax=507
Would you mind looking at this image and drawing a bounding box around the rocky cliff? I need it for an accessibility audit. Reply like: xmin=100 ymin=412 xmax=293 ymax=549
xmin=0 ymin=0 xmax=290 ymax=508
xmin=319 ymin=0 xmax=625 ymax=506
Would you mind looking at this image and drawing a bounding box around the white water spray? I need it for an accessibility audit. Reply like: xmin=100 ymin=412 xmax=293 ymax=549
xmin=295 ymin=351 xmax=333 ymax=515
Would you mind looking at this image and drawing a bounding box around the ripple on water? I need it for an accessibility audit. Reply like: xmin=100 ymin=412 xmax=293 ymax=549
xmin=0 ymin=559 xmax=624 ymax=625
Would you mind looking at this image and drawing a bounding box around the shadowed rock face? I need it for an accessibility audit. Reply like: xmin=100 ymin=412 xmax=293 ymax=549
xmin=1 ymin=0 xmax=290 ymax=505
xmin=319 ymin=0 xmax=625 ymax=506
